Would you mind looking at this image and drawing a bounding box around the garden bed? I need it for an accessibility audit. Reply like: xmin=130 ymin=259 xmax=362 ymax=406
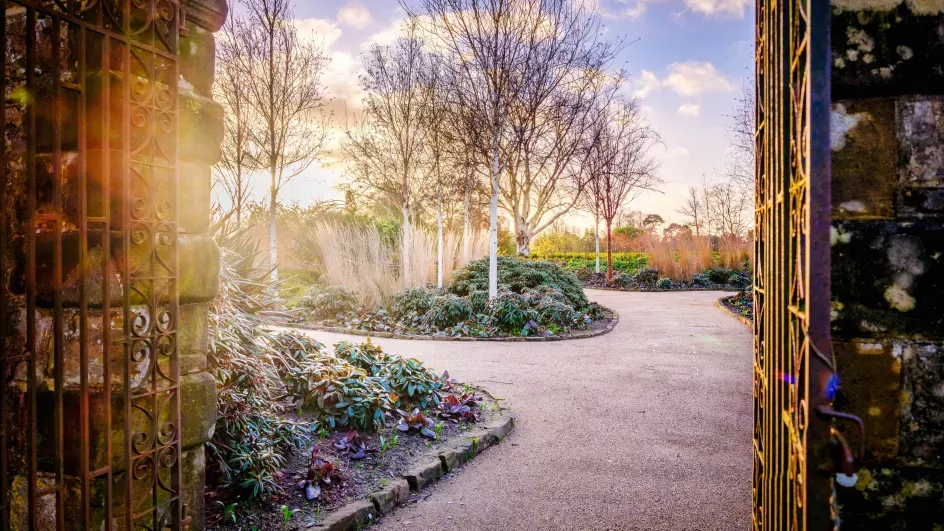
xmin=718 ymin=291 xmax=753 ymax=325
xmin=579 ymin=267 xmax=751 ymax=292
xmin=279 ymin=306 xmax=618 ymax=342
xmin=207 ymin=390 xmax=506 ymax=530
xmin=291 ymin=257 xmax=617 ymax=340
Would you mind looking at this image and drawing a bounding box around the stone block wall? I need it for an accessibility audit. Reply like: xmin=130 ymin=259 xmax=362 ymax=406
xmin=831 ymin=1 xmax=944 ymax=527
xmin=1 ymin=1 xmax=226 ymax=529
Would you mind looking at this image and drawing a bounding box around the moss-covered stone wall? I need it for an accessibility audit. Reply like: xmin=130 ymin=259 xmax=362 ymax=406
xmin=831 ymin=1 xmax=944 ymax=527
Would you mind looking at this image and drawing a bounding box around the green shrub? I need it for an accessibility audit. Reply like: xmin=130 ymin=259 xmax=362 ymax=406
xmin=609 ymin=274 xmax=633 ymax=289
xmin=533 ymin=296 xmax=582 ymax=327
xmin=656 ymin=278 xmax=674 ymax=290
xmin=633 ymin=268 xmax=659 ymax=286
xmin=467 ymin=290 xmax=490 ymax=314
xmin=300 ymin=284 xmax=358 ymax=320
xmin=208 ymin=217 xmax=311 ymax=500
xmin=334 ymin=340 xmax=444 ymax=410
xmin=690 ymin=273 xmax=712 ymax=287
xmin=389 ymin=286 xmax=439 ymax=319
xmin=488 ymin=292 xmax=540 ymax=331
xmin=450 ymin=256 xmax=588 ymax=308
xmin=706 ymin=267 xmax=736 ymax=285
xmin=423 ymin=294 xmax=474 ymax=329
xmin=728 ymin=273 xmax=750 ymax=289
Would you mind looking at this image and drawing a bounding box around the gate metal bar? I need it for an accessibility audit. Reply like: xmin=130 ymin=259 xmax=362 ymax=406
xmin=753 ymin=0 xmax=834 ymax=529
xmin=1 ymin=1 xmax=183 ymax=529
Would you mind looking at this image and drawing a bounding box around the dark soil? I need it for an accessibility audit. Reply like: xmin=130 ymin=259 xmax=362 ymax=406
xmin=206 ymin=397 xmax=503 ymax=531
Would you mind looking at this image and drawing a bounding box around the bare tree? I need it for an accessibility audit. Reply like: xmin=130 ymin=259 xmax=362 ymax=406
xmin=585 ymin=99 xmax=662 ymax=282
xmin=234 ymin=0 xmax=330 ymax=282
xmin=676 ymin=187 xmax=704 ymax=236
xmin=214 ymin=12 xmax=256 ymax=226
xmin=411 ymin=0 xmax=556 ymax=298
xmin=344 ymin=20 xmax=432 ymax=287
xmin=724 ymin=80 xmax=755 ymax=197
xmin=707 ymin=179 xmax=750 ymax=237
xmin=497 ymin=2 xmax=625 ymax=257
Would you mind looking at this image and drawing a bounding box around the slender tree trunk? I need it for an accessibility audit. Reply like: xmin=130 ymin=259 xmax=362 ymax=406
xmin=461 ymin=185 xmax=471 ymax=264
xmin=437 ymin=188 xmax=444 ymax=289
xmin=269 ymin=166 xmax=278 ymax=284
xmin=267 ymin=19 xmax=277 ymax=285
xmin=402 ymin=202 xmax=411 ymax=288
xmin=488 ymin=97 xmax=499 ymax=299
xmin=594 ymin=212 xmax=600 ymax=274
xmin=606 ymin=220 xmax=613 ymax=283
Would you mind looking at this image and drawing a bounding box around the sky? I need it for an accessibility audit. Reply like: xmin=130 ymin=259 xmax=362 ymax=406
xmin=224 ymin=0 xmax=754 ymax=228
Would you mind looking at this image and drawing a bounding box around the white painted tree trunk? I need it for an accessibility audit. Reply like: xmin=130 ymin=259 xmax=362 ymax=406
xmin=269 ymin=167 xmax=279 ymax=284
xmin=594 ymin=212 xmax=600 ymax=274
xmin=461 ymin=186 xmax=471 ymax=264
xmin=402 ymin=203 xmax=411 ymax=288
xmin=437 ymin=188 xmax=444 ymax=289
xmin=489 ymin=115 xmax=499 ymax=299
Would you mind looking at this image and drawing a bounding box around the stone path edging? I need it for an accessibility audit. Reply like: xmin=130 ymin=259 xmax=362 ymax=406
xmin=307 ymin=413 xmax=516 ymax=530
xmin=715 ymin=296 xmax=752 ymax=327
xmin=585 ymin=285 xmax=740 ymax=293
xmin=270 ymin=309 xmax=618 ymax=343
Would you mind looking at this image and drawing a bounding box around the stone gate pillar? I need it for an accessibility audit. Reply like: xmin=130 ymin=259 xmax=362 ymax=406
xmin=1 ymin=1 xmax=226 ymax=529
xmin=830 ymin=1 xmax=944 ymax=526
xmin=176 ymin=1 xmax=227 ymax=529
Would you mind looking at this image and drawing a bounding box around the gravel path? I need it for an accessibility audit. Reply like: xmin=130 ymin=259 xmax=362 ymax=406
xmin=292 ymin=290 xmax=753 ymax=531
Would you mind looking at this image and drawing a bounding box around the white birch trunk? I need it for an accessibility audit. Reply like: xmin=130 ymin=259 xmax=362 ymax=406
xmin=489 ymin=112 xmax=499 ymax=299
xmin=462 ymin=186 xmax=471 ymax=265
xmin=269 ymin=168 xmax=279 ymax=284
xmin=437 ymin=189 xmax=444 ymax=289
xmin=402 ymin=203 xmax=411 ymax=288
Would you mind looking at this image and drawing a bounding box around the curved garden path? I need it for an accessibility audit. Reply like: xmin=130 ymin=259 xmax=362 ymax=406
xmin=292 ymin=290 xmax=753 ymax=530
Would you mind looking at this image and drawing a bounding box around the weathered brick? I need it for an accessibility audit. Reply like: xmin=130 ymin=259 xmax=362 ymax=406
xmin=832 ymin=3 xmax=944 ymax=99
xmin=831 ymin=99 xmax=897 ymax=220
xmin=831 ymin=220 xmax=944 ymax=339
xmin=899 ymin=97 xmax=944 ymax=189
xmin=311 ymin=500 xmax=376 ymax=531
xmin=403 ymin=459 xmax=443 ymax=492
xmin=832 ymin=340 xmax=902 ymax=461
xmin=439 ymin=449 xmax=461 ymax=473
xmin=369 ymin=478 xmax=409 ymax=514
xmin=899 ymin=341 xmax=944 ymax=467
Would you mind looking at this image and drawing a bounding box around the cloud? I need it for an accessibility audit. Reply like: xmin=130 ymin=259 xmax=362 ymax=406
xmin=295 ymin=18 xmax=342 ymax=48
xmin=338 ymin=2 xmax=373 ymax=30
xmin=664 ymin=146 xmax=690 ymax=159
xmin=677 ymin=103 xmax=701 ymax=116
xmin=684 ymin=0 xmax=750 ymax=17
xmin=633 ymin=70 xmax=661 ymax=98
xmin=634 ymin=62 xmax=732 ymax=98
xmin=662 ymin=61 xmax=733 ymax=96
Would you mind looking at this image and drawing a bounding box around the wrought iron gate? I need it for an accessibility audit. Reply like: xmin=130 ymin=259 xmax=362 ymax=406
xmin=1 ymin=1 xmax=184 ymax=529
xmin=753 ymin=0 xmax=843 ymax=529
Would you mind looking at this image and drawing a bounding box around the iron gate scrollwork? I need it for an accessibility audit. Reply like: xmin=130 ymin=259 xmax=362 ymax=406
xmin=0 ymin=0 xmax=185 ymax=529
xmin=753 ymin=0 xmax=835 ymax=529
